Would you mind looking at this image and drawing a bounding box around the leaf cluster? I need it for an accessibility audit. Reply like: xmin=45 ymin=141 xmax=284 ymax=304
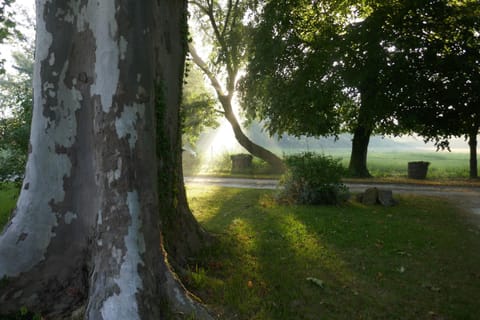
xmin=277 ymin=152 xmax=349 ymax=205
xmin=0 ymin=40 xmax=33 ymax=182
xmin=240 ymin=0 xmax=480 ymax=146
xmin=189 ymin=0 xmax=258 ymax=80
xmin=181 ymin=64 xmax=220 ymax=147
xmin=0 ymin=0 xmax=16 ymax=74
xmin=386 ymin=0 xmax=480 ymax=146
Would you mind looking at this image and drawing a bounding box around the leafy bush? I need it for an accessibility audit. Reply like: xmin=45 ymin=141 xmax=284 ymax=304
xmin=0 ymin=149 xmax=25 ymax=183
xmin=277 ymin=152 xmax=349 ymax=205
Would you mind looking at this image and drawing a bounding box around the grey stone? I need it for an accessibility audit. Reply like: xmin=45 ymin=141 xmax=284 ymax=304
xmin=362 ymin=188 xmax=378 ymax=205
xmin=357 ymin=188 xmax=397 ymax=207
xmin=377 ymin=189 xmax=397 ymax=207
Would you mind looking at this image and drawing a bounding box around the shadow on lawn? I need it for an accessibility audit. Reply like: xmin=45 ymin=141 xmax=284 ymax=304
xmin=190 ymin=187 xmax=480 ymax=320
xmin=195 ymin=188 xmax=366 ymax=319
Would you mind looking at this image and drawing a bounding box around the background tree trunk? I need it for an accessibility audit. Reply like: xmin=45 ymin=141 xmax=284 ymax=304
xmin=0 ymin=1 xmax=212 ymax=319
xmin=188 ymin=44 xmax=285 ymax=173
xmin=348 ymin=125 xmax=372 ymax=178
xmin=468 ymin=128 xmax=478 ymax=179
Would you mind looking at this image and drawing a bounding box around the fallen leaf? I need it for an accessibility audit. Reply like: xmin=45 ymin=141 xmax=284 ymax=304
xmin=306 ymin=277 xmax=324 ymax=288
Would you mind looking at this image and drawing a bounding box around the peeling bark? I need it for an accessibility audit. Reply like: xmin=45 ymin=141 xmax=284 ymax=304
xmin=0 ymin=0 xmax=213 ymax=319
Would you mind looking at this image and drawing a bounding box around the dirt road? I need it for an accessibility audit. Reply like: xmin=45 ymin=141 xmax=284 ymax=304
xmin=184 ymin=176 xmax=480 ymax=228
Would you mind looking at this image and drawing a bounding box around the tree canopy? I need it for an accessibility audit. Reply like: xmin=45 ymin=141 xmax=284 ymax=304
xmin=240 ymin=0 xmax=479 ymax=177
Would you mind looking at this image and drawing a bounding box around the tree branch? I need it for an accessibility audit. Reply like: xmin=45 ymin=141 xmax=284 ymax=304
xmin=188 ymin=43 xmax=228 ymax=99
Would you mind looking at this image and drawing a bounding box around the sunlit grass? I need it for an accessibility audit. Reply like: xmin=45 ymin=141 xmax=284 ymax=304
xmin=186 ymin=186 xmax=480 ymax=319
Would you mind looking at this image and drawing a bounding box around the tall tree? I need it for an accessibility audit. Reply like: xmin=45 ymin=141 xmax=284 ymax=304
xmin=241 ymin=0 xmax=479 ymax=177
xmin=0 ymin=1 xmax=212 ymax=319
xmin=241 ymin=0 xmax=394 ymax=177
xmin=188 ymin=0 xmax=285 ymax=172
xmin=388 ymin=0 xmax=480 ymax=178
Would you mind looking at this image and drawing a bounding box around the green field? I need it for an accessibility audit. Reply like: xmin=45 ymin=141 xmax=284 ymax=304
xmin=352 ymin=150 xmax=470 ymax=178
xmin=186 ymin=148 xmax=473 ymax=179
xmin=281 ymin=148 xmax=472 ymax=178
xmin=186 ymin=186 xmax=480 ymax=319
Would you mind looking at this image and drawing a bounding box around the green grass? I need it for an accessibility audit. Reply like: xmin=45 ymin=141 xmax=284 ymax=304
xmin=1 ymin=182 xmax=479 ymax=319
xmin=363 ymin=151 xmax=471 ymax=178
xmin=186 ymin=186 xmax=480 ymax=320
xmin=186 ymin=149 xmax=474 ymax=179
xmin=297 ymin=149 xmax=473 ymax=179
xmin=0 ymin=183 xmax=18 ymax=228
xmin=184 ymin=148 xmax=469 ymax=180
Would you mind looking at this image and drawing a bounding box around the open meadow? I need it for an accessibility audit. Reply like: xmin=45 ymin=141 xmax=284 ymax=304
xmin=185 ymin=148 xmax=474 ymax=180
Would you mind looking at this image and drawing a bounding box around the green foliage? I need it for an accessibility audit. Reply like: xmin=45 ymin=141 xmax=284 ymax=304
xmin=0 ymin=51 xmax=33 ymax=182
xmin=277 ymin=152 xmax=348 ymax=205
xmin=0 ymin=0 xmax=16 ymax=75
xmin=241 ymin=0 xmax=480 ymax=177
xmin=0 ymin=20 xmax=34 ymax=182
xmin=189 ymin=0 xmax=258 ymax=75
xmin=181 ymin=64 xmax=219 ymax=147
xmin=388 ymin=1 xmax=480 ymax=146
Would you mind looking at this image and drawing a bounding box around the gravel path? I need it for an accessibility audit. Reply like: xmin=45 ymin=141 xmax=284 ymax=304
xmin=185 ymin=176 xmax=480 ymax=228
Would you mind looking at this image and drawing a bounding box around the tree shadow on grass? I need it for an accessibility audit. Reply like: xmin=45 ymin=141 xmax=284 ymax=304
xmin=189 ymin=187 xmax=480 ymax=320
xmin=190 ymin=187 xmax=364 ymax=319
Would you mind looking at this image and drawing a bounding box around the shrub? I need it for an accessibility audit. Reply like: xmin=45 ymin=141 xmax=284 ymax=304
xmin=277 ymin=152 xmax=349 ymax=205
xmin=0 ymin=149 xmax=25 ymax=184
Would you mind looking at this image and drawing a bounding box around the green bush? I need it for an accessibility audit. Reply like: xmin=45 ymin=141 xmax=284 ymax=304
xmin=0 ymin=149 xmax=25 ymax=183
xmin=277 ymin=152 xmax=349 ymax=205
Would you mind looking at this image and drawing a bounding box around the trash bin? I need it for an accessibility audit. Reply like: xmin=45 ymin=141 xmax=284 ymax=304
xmin=408 ymin=161 xmax=430 ymax=179
xmin=231 ymin=154 xmax=253 ymax=173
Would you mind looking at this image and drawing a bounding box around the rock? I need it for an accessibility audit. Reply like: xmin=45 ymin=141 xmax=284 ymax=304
xmin=362 ymin=188 xmax=378 ymax=205
xmin=357 ymin=188 xmax=397 ymax=207
xmin=378 ymin=189 xmax=397 ymax=207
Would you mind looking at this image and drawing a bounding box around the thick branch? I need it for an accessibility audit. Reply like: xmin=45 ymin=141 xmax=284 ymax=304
xmin=188 ymin=42 xmax=228 ymax=99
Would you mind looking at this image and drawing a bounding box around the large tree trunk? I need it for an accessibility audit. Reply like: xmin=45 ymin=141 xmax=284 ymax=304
xmin=348 ymin=125 xmax=372 ymax=178
xmin=0 ymin=1 xmax=212 ymax=319
xmin=153 ymin=1 xmax=212 ymax=267
xmin=468 ymin=128 xmax=478 ymax=179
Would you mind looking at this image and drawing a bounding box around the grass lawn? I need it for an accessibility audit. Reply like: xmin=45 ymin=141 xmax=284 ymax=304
xmin=186 ymin=186 xmax=480 ymax=320
xmin=0 ymin=184 xmax=18 ymax=228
